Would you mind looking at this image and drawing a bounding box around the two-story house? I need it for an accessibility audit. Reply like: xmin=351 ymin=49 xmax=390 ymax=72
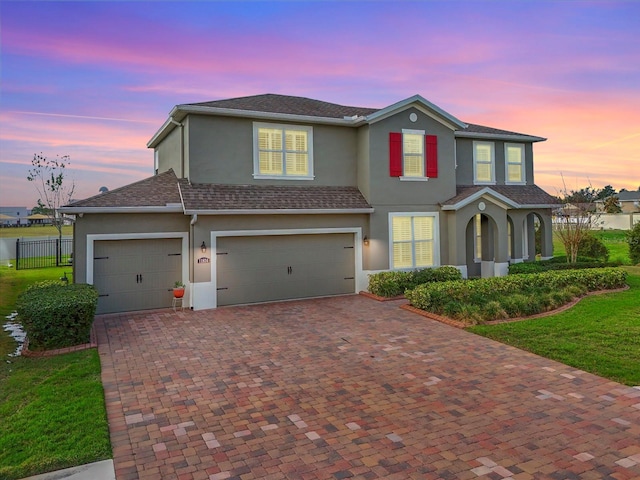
xmin=62 ymin=94 xmax=558 ymax=314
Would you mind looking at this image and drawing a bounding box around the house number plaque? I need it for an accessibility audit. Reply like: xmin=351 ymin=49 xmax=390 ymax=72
xmin=197 ymin=257 xmax=210 ymax=264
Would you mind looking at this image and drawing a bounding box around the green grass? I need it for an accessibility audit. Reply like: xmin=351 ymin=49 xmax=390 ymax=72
xmin=553 ymin=228 xmax=631 ymax=264
xmin=0 ymin=225 xmax=72 ymax=239
xmin=0 ymin=266 xmax=110 ymax=480
xmin=0 ymin=265 xmax=72 ymax=357
xmin=468 ymin=267 xmax=640 ymax=386
xmin=0 ymin=351 xmax=111 ymax=480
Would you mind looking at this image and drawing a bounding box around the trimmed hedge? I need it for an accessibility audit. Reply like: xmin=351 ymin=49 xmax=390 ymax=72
xmin=509 ymin=260 xmax=622 ymax=274
xmin=368 ymin=266 xmax=462 ymax=297
xmin=406 ymin=268 xmax=627 ymax=324
xmin=17 ymin=281 xmax=99 ymax=350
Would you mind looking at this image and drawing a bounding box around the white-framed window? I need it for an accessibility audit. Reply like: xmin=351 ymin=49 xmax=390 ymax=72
xmin=253 ymin=122 xmax=314 ymax=180
xmin=389 ymin=212 xmax=439 ymax=269
xmin=505 ymin=143 xmax=525 ymax=184
xmin=473 ymin=141 xmax=495 ymax=184
xmin=402 ymin=130 xmax=425 ymax=180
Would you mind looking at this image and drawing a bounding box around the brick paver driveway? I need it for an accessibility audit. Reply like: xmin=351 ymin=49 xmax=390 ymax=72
xmin=96 ymin=295 xmax=640 ymax=480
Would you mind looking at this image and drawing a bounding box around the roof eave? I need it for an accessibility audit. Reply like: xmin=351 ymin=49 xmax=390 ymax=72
xmin=59 ymin=206 xmax=184 ymax=214
xmin=183 ymin=208 xmax=374 ymax=215
xmin=455 ymin=131 xmax=546 ymax=142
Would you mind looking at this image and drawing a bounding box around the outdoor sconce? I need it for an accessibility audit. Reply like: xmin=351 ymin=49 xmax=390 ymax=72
xmin=201 ymin=241 xmax=207 ymax=253
xmin=363 ymin=236 xmax=369 ymax=246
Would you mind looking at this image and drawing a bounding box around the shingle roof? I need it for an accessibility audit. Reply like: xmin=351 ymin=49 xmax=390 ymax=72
xmin=66 ymin=169 xmax=182 ymax=208
xmin=460 ymin=123 xmax=539 ymax=138
xmin=442 ymin=185 xmax=560 ymax=207
xmin=618 ymin=190 xmax=640 ymax=201
xmin=188 ymin=94 xmax=378 ymax=119
xmin=185 ymin=94 xmax=541 ymax=139
xmin=179 ymin=182 xmax=372 ymax=212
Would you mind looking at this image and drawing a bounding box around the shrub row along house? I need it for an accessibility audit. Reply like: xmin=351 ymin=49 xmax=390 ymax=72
xmin=61 ymin=94 xmax=558 ymax=314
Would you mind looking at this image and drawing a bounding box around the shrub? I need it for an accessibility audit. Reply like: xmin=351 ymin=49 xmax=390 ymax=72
xmin=628 ymin=222 xmax=640 ymax=265
xmin=578 ymin=234 xmax=609 ymax=261
xmin=17 ymin=282 xmax=98 ymax=350
xmin=367 ymin=266 xmax=462 ymax=297
xmin=405 ymin=268 xmax=626 ymax=323
xmin=508 ymin=259 xmax=620 ymax=274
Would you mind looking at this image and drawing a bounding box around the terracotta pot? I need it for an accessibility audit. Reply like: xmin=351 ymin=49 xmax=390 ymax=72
xmin=173 ymin=288 xmax=185 ymax=298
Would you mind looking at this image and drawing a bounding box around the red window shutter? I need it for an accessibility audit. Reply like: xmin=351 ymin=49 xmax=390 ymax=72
xmin=389 ymin=132 xmax=402 ymax=177
xmin=426 ymin=135 xmax=438 ymax=178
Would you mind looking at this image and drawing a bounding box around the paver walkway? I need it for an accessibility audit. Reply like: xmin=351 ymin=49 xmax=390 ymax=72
xmin=95 ymin=295 xmax=640 ymax=480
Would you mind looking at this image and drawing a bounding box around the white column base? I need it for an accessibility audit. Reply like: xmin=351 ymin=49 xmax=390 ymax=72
xmin=494 ymin=262 xmax=509 ymax=277
xmin=481 ymin=261 xmax=495 ymax=278
xmin=454 ymin=265 xmax=468 ymax=279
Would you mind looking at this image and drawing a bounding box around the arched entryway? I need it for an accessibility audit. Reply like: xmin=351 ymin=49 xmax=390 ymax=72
xmin=465 ymin=213 xmax=502 ymax=278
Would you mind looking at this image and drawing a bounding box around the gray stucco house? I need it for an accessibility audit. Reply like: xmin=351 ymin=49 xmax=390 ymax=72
xmin=62 ymin=94 xmax=558 ymax=314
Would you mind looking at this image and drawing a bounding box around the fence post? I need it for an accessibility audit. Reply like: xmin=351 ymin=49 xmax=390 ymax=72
xmin=15 ymin=238 xmax=20 ymax=270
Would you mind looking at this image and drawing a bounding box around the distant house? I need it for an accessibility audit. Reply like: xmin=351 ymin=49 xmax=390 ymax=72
xmin=616 ymin=191 xmax=640 ymax=213
xmin=0 ymin=207 xmax=30 ymax=227
xmin=62 ymin=93 xmax=558 ymax=314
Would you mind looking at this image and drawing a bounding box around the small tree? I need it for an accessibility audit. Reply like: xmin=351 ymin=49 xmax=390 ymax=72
xmin=603 ymin=196 xmax=622 ymax=214
xmin=555 ymin=176 xmax=600 ymax=263
xmin=27 ymin=154 xmax=75 ymax=259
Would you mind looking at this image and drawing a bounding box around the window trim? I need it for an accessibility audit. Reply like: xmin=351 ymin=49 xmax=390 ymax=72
xmin=388 ymin=212 xmax=440 ymax=269
xmin=253 ymin=122 xmax=314 ymax=180
xmin=504 ymin=143 xmax=526 ymax=185
xmin=473 ymin=141 xmax=495 ymax=185
xmin=400 ymin=129 xmax=426 ymax=180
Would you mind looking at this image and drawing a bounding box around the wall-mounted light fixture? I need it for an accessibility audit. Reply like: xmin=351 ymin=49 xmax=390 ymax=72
xmin=363 ymin=236 xmax=369 ymax=246
xmin=201 ymin=241 xmax=207 ymax=253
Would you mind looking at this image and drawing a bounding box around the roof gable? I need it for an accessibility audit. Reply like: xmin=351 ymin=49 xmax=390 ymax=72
xmin=363 ymin=94 xmax=466 ymax=130
xmin=441 ymin=185 xmax=560 ymax=211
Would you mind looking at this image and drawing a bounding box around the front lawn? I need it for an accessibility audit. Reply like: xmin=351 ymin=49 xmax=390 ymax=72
xmin=0 ymin=265 xmax=110 ymax=480
xmin=468 ymin=266 xmax=640 ymax=386
xmin=553 ymin=229 xmax=631 ymax=264
xmin=0 ymin=225 xmax=73 ymax=239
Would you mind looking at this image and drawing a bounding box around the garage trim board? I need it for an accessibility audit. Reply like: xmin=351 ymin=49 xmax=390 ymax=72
xmin=86 ymin=232 xmax=189 ymax=312
xmin=195 ymin=228 xmax=363 ymax=310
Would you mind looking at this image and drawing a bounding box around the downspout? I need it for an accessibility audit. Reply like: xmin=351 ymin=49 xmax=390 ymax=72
xmin=169 ymin=118 xmax=184 ymax=178
xmin=189 ymin=213 xmax=198 ymax=309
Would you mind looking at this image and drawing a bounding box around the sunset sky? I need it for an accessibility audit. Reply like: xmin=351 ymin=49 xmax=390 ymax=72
xmin=1 ymin=0 xmax=638 ymax=208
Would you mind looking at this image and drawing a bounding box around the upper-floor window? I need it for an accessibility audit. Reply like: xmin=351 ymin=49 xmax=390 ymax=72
xmin=389 ymin=131 xmax=438 ymax=180
xmin=505 ymin=143 xmax=525 ymax=184
xmin=403 ymin=132 xmax=425 ymax=178
xmin=389 ymin=212 xmax=439 ymax=269
xmin=253 ymin=122 xmax=314 ymax=180
xmin=473 ymin=141 xmax=495 ymax=184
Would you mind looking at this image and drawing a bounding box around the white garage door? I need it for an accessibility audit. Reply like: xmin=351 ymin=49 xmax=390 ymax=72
xmin=93 ymin=238 xmax=182 ymax=314
xmin=216 ymin=234 xmax=355 ymax=306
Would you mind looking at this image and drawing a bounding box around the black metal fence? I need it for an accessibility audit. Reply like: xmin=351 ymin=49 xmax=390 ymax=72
xmin=16 ymin=238 xmax=73 ymax=270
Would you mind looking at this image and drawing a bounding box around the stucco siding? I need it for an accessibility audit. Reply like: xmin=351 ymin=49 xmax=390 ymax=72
xmin=367 ymin=107 xmax=457 ymax=206
xmin=156 ymin=126 xmax=183 ymax=176
xmin=73 ymin=213 xmax=189 ymax=283
xmin=192 ymin=214 xmax=369 ymax=283
xmin=185 ymin=115 xmax=359 ymax=186
xmin=455 ymin=138 xmax=535 ymax=186
xmin=357 ymin=126 xmax=371 ymax=202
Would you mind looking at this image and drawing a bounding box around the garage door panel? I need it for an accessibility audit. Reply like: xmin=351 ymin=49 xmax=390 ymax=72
xmin=217 ymin=233 xmax=355 ymax=307
xmin=94 ymin=238 xmax=182 ymax=314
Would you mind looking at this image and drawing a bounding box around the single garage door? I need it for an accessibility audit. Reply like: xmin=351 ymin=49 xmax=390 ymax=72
xmin=93 ymin=238 xmax=182 ymax=314
xmin=216 ymin=233 xmax=355 ymax=306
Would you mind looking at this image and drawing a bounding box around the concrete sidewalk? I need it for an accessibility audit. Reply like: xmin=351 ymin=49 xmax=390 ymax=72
xmin=19 ymin=460 xmax=115 ymax=480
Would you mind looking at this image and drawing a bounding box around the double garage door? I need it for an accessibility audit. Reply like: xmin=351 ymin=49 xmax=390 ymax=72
xmin=93 ymin=239 xmax=182 ymax=314
xmin=216 ymin=233 xmax=355 ymax=306
xmin=91 ymin=233 xmax=355 ymax=314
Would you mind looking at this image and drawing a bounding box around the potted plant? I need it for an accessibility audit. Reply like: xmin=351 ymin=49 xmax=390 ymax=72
xmin=173 ymin=281 xmax=185 ymax=298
